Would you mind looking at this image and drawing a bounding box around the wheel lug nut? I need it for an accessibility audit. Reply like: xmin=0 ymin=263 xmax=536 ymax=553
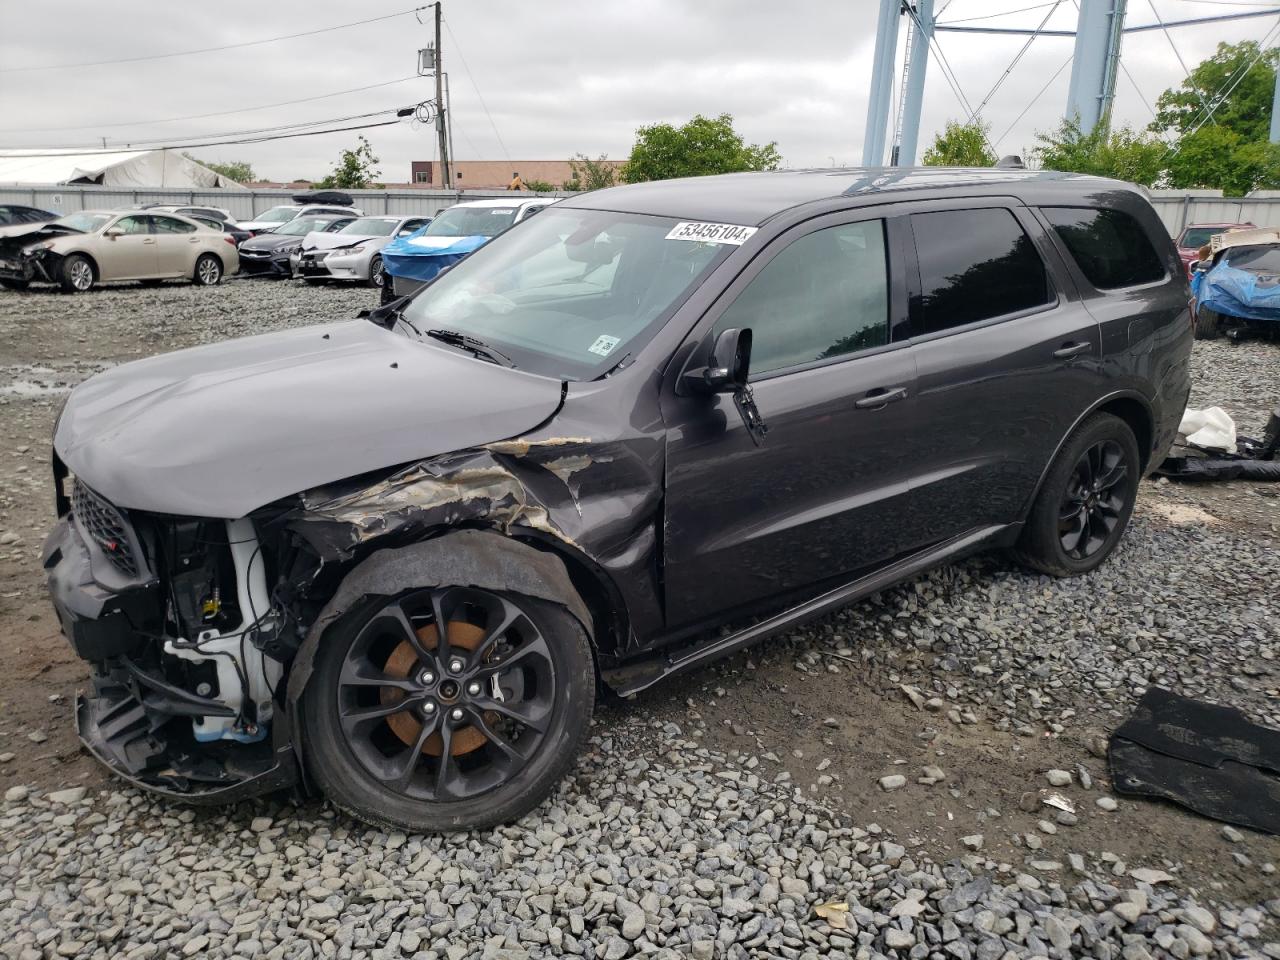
xmin=421 ymin=700 xmax=436 ymax=715
xmin=450 ymin=707 xmax=464 ymax=721
xmin=466 ymin=682 xmax=481 ymax=696
xmin=418 ymin=670 xmax=435 ymax=685
xmin=449 ymin=658 xmax=464 ymax=673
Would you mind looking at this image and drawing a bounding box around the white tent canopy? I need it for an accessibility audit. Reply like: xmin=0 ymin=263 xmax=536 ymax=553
xmin=0 ymin=149 xmax=248 ymax=189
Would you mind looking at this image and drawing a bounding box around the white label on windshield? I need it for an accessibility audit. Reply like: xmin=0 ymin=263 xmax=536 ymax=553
xmin=491 ymin=209 xmax=515 ymax=215
xmin=588 ymin=335 xmax=621 ymax=357
xmin=665 ymin=221 xmax=758 ymax=245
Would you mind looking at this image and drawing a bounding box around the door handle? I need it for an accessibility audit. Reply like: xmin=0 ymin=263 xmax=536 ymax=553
xmin=1053 ymin=341 xmax=1091 ymax=360
xmin=855 ymin=385 xmax=908 ymax=409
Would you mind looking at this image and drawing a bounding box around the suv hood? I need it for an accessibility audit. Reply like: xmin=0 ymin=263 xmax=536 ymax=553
xmin=55 ymin=320 xmax=563 ymax=518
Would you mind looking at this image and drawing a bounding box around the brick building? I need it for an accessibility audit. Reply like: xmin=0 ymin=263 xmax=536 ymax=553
xmin=409 ymin=159 xmax=621 ymax=190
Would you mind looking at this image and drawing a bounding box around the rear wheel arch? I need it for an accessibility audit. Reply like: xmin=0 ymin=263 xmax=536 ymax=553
xmin=1024 ymin=391 xmax=1155 ymax=517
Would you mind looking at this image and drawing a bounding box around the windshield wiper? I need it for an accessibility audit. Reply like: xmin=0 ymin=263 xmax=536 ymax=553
xmin=425 ymin=328 xmax=515 ymax=367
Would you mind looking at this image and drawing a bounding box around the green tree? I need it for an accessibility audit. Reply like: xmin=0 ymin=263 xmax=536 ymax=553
xmin=317 ymin=136 xmax=380 ymax=189
xmin=920 ymin=120 xmax=996 ymax=166
xmin=564 ymin=153 xmax=619 ymax=192
xmin=1033 ymin=117 xmax=1165 ymax=186
xmin=1150 ymin=40 xmax=1279 ymax=143
xmin=183 ymin=153 xmax=255 ymax=183
xmin=624 ymin=113 xmax=780 ymax=183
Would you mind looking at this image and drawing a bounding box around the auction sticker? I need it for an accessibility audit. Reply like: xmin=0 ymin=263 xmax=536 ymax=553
xmin=588 ymin=335 xmax=621 ymax=357
xmin=665 ymin=221 xmax=758 ymax=245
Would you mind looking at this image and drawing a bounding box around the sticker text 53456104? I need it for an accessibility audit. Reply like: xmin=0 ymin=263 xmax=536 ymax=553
xmin=665 ymin=222 xmax=759 ymax=246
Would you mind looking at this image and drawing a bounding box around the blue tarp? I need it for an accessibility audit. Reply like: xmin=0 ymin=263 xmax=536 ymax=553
xmin=381 ymin=230 xmax=488 ymax=283
xmin=1193 ymin=255 xmax=1280 ymax=324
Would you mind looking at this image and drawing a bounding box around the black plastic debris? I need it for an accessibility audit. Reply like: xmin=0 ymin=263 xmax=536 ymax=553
xmin=1109 ymin=687 xmax=1280 ymax=835
xmin=1156 ymin=405 xmax=1280 ymax=481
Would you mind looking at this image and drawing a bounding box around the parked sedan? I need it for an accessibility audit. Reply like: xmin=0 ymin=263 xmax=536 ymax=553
xmin=190 ymin=214 xmax=252 ymax=247
xmin=236 ymin=215 xmax=354 ymax=278
xmin=292 ymin=215 xmax=432 ymax=287
xmin=0 ymin=210 xmax=237 ymax=292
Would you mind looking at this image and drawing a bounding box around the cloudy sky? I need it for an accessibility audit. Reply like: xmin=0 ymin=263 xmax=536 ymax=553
xmin=0 ymin=0 xmax=1275 ymax=182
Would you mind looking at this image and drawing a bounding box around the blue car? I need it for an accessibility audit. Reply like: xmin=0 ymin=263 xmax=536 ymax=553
xmin=380 ymin=197 xmax=558 ymax=303
xmin=1191 ymin=229 xmax=1280 ymax=340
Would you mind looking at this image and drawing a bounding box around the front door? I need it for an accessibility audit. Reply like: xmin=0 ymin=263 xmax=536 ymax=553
xmin=95 ymin=214 xmax=156 ymax=280
xmin=662 ymin=213 xmax=919 ymax=630
xmin=898 ymin=201 xmax=1104 ymax=548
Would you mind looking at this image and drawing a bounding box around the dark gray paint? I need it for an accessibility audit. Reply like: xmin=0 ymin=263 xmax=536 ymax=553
xmin=54 ymin=321 xmax=563 ymax=517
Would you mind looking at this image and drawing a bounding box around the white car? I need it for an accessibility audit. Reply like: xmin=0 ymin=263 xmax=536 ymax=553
xmin=239 ymin=203 xmax=363 ymax=235
xmin=291 ymin=215 xmax=432 ymax=287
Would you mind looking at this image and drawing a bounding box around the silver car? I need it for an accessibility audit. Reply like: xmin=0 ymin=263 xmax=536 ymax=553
xmin=292 ymin=215 xmax=432 ymax=287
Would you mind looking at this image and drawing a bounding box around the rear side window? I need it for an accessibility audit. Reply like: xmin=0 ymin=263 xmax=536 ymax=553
xmin=910 ymin=208 xmax=1052 ymax=334
xmin=1041 ymin=207 xmax=1166 ymax=289
xmin=152 ymin=215 xmax=196 ymax=234
xmin=715 ymin=220 xmax=889 ymax=375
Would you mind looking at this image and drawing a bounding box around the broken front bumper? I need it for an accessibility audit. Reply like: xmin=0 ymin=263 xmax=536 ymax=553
xmin=42 ymin=515 xmax=298 ymax=802
xmin=237 ymin=249 xmax=294 ymax=277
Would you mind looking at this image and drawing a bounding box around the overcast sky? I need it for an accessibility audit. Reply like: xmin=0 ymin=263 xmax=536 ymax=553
xmin=0 ymin=0 xmax=1274 ymax=182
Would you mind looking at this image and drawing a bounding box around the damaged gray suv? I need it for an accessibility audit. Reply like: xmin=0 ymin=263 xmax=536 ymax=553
xmin=44 ymin=168 xmax=1191 ymax=830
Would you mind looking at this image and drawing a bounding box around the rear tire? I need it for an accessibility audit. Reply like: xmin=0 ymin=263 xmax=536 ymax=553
xmin=302 ymin=585 xmax=594 ymax=832
xmin=59 ymin=254 xmax=95 ymax=293
xmin=1193 ymin=306 xmax=1220 ymax=340
xmin=192 ymin=253 xmax=222 ymax=286
xmin=1013 ymin=413 xmax=1139 ymax=577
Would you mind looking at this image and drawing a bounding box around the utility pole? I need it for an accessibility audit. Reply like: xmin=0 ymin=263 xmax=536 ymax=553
xmin=895 ymin=0 xmax=934 ymax=166
xmin=434 ymin=3 xmax=451 ymax=191
xmin=1271 ymin=64 xmax=1280 ymax=144
xmin=862 ymin=0 xmax=903 ymax=166
xmin=1064 ymin=0 xmax=1127 ymax=134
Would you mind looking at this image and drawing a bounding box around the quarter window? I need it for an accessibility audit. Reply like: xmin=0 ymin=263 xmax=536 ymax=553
xmin=714 ymin=220 xmax=890 ymax=376
xmin=1041 ymin=207 xmax=1166 ymax=289
xmin=910 ymin=208 xmax=1052 ymax=334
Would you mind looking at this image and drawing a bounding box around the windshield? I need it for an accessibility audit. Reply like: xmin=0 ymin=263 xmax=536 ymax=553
xmin=54 ymin=212 xmax=112 ymax=233
xmin=256 ymin=206 xmax=299 ymax=224
xmin=425 ymin=205 xmax=517 ymax=238
xmin=276 ymin=217 xmax=331 ymax=237
xmin=400 ymin=207 xmax=732 ymax=379
xmin=1225 ymin=245 xmax=1280 ymax=274
xmin=339 ymin=217 xmax=398 ymax=236
xmin=1181 ymin=227 xmax=1237 ymax=248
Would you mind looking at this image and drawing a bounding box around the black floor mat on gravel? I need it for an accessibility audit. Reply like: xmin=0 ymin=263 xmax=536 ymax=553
xmin=1108 ymin=687 xmax=1280 ymax=835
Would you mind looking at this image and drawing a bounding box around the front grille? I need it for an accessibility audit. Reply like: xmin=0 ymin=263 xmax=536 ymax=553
xmin=71 ymin=480 xmax=140 ymax=577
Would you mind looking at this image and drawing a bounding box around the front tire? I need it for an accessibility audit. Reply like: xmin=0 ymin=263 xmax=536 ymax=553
xmin=193 ymin=253 xmax=222 ymax=286
xmin=302 ymin=585 xmax=594 ymax=832
xmin=1013 ymin=413 xmax=1139 ymax=577
xmin=1194 ymin=306 xmax=1220 ymax=340
xmin=59 ymin=254 xmax=95 ymax=293
xmin=366 ymin=255 xmax=384 ymax=288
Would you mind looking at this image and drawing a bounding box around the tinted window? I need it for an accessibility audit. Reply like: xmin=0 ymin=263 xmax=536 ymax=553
xmin=152 ymin=215 xmax=196 ymax=234
xmin=911 ymin=208 xmax=1051 ymax=333
xmin=715 ymin=221 xmax=889 ymax=376
xmin=1226 ymin=246 xmax=1280 ymax=273
xmin=1042 ymin=207 xmax=1165 ymax=290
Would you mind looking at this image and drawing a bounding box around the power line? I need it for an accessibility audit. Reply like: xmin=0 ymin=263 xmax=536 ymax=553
xmin=0 ymin=6 xmax=429 ymax=74
xmin=995 ymin=51 xmax=1074 ymax=147
xmin=939 ymin=2 xmax=1059 ymax=25
xmin=972 ymin=0 xmax=1064 ymax=117
xmin=0 ymin=76 xmax=419 ymax=135
xmin=1 ymin=108 xmax=409 ymax=153
xmin=1145 ymin=0 xmax=1215 ymax=121
xmin=442 ymin=17 xmax=512 ymax=165
xmin=0 ymin=118 xmax=406 ymax=157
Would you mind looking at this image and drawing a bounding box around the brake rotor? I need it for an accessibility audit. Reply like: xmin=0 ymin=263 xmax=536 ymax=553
xmin=381 ymin=620 xmax=494 ymax=756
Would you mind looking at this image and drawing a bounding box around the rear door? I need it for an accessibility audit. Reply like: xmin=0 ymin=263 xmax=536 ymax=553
xmin=150 ymin=214 xmax=201 ymax=276
xmin=898 ymin=200 xmax=1104 ymax=548
xmin=94 ymin=214 xmax=156 ymax=279
xmin=662 ymin=209 xmax=919 ymax=628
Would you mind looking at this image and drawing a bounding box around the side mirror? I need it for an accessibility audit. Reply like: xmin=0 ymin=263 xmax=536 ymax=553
xmin=684 ymin=327 xmax=752 ymax=393
xmin=104 ymin=227 xmax=123 ymax=239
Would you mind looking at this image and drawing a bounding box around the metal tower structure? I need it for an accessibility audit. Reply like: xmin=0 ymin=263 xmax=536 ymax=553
xmin=861 ymin=0 xmax=1280 ymax=166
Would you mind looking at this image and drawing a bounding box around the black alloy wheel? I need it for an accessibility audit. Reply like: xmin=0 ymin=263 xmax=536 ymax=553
xmin=1013 ymin=412 xmax=1139 ymax=577
xmin=303 ymin=585 xmax=593 ymax=831
xmin=1058 ymin=439 xmax=1127 ymax=560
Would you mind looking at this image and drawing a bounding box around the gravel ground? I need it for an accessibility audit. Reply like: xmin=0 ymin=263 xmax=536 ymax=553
xmin=1 ymin=280 xmax=1278 ymax=959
